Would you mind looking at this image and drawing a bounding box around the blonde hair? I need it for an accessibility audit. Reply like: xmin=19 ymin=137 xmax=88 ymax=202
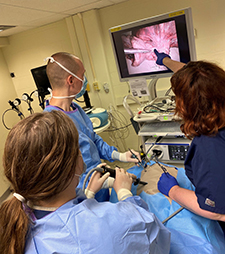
xmin=0 ymin=110 xmax=79 ymax=254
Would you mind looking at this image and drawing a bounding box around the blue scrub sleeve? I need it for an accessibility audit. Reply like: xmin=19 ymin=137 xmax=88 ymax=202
xmin=91 ymin=131 xmax=117 ymax=161
xmin=76 ymin=105 xmax=117 ymax=162
xmin=185 ymin=134 xmax=225 ymax=214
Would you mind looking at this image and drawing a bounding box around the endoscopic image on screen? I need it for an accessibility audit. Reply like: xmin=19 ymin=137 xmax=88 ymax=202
xmin=121 ymin=20 xmax=180 ymax=75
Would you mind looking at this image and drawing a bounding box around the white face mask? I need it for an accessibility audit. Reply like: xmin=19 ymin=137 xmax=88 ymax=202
xmin=75 ymin=162 xmax=87 ymax=179
xmin=45 ymin=56 xmax=86 ymax=99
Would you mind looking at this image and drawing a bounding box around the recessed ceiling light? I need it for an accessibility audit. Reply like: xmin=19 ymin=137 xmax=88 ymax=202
xmin=0 ymin=25 xmax=16 ymax=32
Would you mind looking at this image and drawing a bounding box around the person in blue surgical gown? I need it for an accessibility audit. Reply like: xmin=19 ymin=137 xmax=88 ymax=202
xmin=0 ymin=110 xmax=170 ymax=254
xmin=44 ymin=52 xmax=141 ymax=202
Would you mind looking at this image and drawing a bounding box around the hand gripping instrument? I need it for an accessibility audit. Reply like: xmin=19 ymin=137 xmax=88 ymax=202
xmin=96 ymin=166 xmax=148 ymax=186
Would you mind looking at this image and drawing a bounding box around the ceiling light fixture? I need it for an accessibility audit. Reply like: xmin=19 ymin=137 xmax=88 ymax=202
xmin=0 ymin=25 xmax=16 ymax=32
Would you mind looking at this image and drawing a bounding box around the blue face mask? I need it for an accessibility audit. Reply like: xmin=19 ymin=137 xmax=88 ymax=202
xmin=75 ymin=76 xmax=88 ymax=99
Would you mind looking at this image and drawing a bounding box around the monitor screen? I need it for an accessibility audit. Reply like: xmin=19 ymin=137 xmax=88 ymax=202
xmin=109 ymin=8 xmax=196 ymax=81
xmin=31 ymin=65 xmax=51 ymax=100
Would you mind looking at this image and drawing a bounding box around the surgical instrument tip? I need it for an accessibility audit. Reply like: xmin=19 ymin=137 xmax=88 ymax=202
xmin=124 ymin=48 xmax=151 ymax=54
xmin=133 ymin=178 xmax=148 ymax=186
xmin=128 ymin=148 xmax=144 ymax=168
xmin=151 ymin=153 xmax=168 ymax=175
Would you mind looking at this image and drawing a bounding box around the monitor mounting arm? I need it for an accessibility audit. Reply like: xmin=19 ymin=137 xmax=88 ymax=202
xmin=148 ymin=78 xmax=158 ymax=101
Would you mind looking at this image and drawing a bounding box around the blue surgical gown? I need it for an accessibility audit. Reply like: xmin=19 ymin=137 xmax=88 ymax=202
xmin=25 ymin=188 xmax=171 ymax=254
xmin=44 ymin=102 xmax=117 ymax=201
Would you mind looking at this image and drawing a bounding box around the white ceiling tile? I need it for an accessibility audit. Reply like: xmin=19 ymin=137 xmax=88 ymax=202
xmin=109 ymin=0 xmax=129 ymax=3
xmin=63 ymin=1 xmax=115 ymax=15
xmin=0 ymin=0 xmax=130 ymax=37
xmin=0 ymin=0 xmax=103 ymax=12
xmin=24 ymin=13 xmax=69 ymax=27
xmin=0 ymin=4 xmax=64 ymax=25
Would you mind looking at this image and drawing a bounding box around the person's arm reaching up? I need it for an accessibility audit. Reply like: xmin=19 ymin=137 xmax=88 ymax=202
xmin=154 ymin=49 xmax=186 ymax=73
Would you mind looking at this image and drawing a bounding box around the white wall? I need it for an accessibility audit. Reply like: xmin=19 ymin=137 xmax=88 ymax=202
xmin=0 ymin=20 xmax=76 ymax=195
xmin=2 ymin=19 xmax=76 ymax=114
xmin=0 ymin=49 xmax=18 ymax=196
xmin=1 ymin=0 xmax=225 ymax=194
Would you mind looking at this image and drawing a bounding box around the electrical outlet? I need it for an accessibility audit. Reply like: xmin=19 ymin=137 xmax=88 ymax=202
xmin=93 ymin=81 xmax=100 ymax=91
xmin=103 ymin=83 xmax=109 ymax=93
xmin=86 ymin=82 xmax=90 ymax=92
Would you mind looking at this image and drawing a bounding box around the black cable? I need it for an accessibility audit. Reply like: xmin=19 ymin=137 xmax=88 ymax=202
xmin=75 ymin=98 xmax=85 ymax=103
xmin=2 ymin=109 xmax=13 ymax=130
xmin=142 ymin=136 xmax=163 ymax=162
xmin=165 ymin=87 xmax=173 ymax=96
xmin=104 ymin=123 xmax=132 ymax=132
xmin=2 ymin=108 xmax=24 ymax=130
xmin=23 ymin=100 xmax=34 ymax=114
xmin=34 ymin=88 xmax=47 ymax=109
xmin=143 ymin=104 xmax=173 ymax=113
xmin=29 ymin=90 xmax=37 ymax=97
xmin=38 ymin=94 xmax=45 ymax=109
xmin=28 ymin=91 xmax=35 ymax=114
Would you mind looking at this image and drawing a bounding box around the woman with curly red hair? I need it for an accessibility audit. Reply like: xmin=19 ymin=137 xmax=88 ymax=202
xmin=154 ymin=49 xmax=225 ymax=234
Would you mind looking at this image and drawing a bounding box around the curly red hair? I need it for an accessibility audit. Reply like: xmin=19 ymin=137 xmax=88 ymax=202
xmin=171 ymin=61 xmax=225 ymax=138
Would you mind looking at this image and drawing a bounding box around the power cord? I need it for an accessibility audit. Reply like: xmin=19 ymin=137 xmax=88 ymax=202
xmin=82 ymin=167 xmax=99 ymax=192
xmin=104 ymin=105 xmax=131 ymax=151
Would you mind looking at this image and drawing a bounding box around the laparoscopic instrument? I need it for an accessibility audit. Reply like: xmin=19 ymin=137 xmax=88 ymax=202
xmin=96 ymin=165 xmax=148 ymax=186
xmin=151 ymin=152 xmax=168 ymax=175
xmin=149 ymin=153 xmax=185 ymax=222
xmin=128 ymin=148 xmax=148 ymax=169
xmin=82 ymin=165 xmax=148 ymax=192
xmin=124 ymin=49 xmax=152 ymax=54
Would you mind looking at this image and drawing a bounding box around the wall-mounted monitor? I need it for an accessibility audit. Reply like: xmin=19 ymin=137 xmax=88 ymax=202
xmin=109 ymin=7 xmax=196 ymax=82
xmin=31 ymin=65 xmax=51 ymax=101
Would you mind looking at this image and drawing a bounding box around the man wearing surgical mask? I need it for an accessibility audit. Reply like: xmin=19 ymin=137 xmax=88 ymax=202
xmin=44 ymin=52 xmax=141 ymax=201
